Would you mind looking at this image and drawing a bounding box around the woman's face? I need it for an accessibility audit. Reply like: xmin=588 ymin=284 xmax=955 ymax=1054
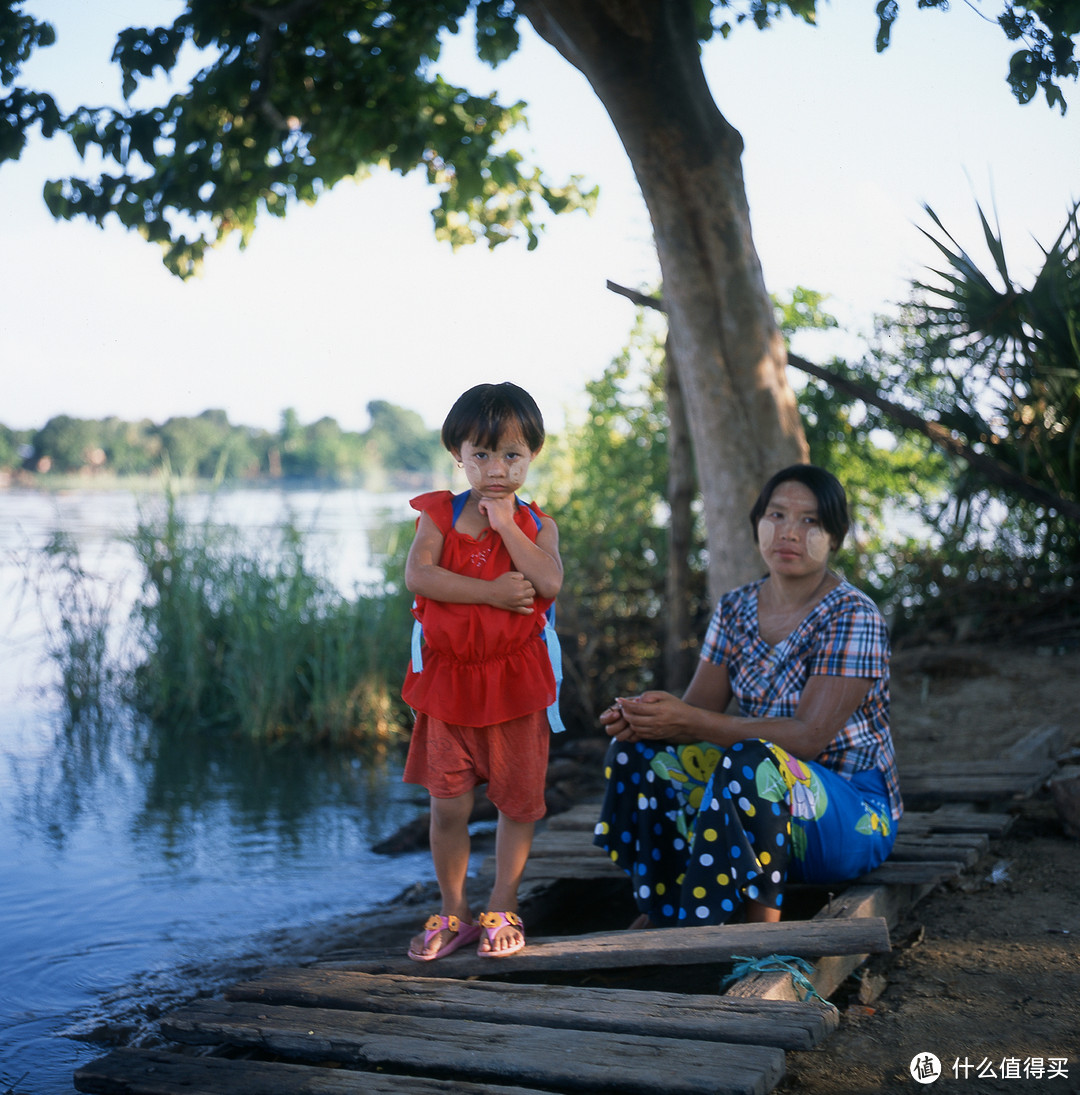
xmin=756 ymin=480 xmax=835 ymax=577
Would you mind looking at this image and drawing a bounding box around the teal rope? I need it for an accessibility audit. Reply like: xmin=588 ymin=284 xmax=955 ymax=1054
xmin=721 ymin=954 xmax=838 ymax=1009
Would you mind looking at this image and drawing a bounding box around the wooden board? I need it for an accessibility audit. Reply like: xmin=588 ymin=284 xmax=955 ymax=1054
xmin=858 ymin=860 xmax=965 ymax=886
xmin=160 ymin=1002 xmax=786 ymax=1095
xmin=479 ymin=853 xmax=623 ymax=881
xmin=545 ymin=803 xmax=603 ymax=830
xmin=75 ymin=1047 xmax=554 ymax=1095
xmin=227 ymin=968 xmax=838 ymax=1050
xmin=899 ymin=808 xmax=1014 ymax=836
xmin=1003 ymin=724 xmax=1065 ymax=760
xmin=322 ymin=917 xmax=891 ymax=976
xmin=528 ymin=831 xmax=608 ymax=857
xmin=900 ymin=759 xmax=1056 ymax=805
xmin=724 ymin=884 xmax=914 ymax=1004
xmin=888 ymin=833 xmax=987 ymax=866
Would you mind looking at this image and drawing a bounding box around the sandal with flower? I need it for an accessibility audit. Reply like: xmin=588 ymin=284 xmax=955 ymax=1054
xmin=476 ymin=910 xmax=526 ymax=958
xmin=407 ymin=913 xmax=481 ymax=961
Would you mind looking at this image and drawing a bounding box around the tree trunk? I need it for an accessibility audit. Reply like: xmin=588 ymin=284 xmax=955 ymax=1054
xmin=523 ymin=0 xmax=807 ymax=599
xmin=664 ymin=338 xmax=697 ymax=692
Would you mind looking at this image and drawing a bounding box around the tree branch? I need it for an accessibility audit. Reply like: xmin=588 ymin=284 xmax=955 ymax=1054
xmin=789 ymin=352 xmax=1080 ymax=523
xmin=606 ymin=279 xmax=665 ymax=311
xmin=605 ymin=279 xmax=1080 ymax=522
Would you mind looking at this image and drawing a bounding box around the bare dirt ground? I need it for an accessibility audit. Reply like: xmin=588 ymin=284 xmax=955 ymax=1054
xmin=777 ymin=642 xmax=1080 ymax=1094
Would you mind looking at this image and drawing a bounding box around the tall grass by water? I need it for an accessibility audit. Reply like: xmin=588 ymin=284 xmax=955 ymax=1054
xmin=37 ymin=489 xmax=416 ymax=749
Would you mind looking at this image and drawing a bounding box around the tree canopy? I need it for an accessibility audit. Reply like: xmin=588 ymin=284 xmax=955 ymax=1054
xmin=0 ymin=2 xmax=1071 ymax=275
xmin=4 ymin=0 xmax=1077 ymax=594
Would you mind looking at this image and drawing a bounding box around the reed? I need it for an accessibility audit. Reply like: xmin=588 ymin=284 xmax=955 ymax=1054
xmin=32 ymin=532 xmax=120 ymax=731
xmin=127 ymin=489 xmax=414 ymax=747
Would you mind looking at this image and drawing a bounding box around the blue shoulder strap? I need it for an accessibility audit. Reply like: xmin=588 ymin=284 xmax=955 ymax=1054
xmin=411 ymin=493 xmax=565 ymax=733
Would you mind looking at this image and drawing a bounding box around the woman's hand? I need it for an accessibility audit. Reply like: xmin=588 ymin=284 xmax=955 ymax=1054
xmin=599 ymin=692 xmax=698 ymax=744
xmin=599 ymin=702 xmax=632 ymax=740
xmin=616 ymin=692 xmax=698 ymax=743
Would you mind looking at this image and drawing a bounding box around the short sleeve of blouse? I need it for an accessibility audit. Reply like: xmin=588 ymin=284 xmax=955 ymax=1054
xmin=806 ymin=592 xmax=889 ymax=680
xmin=699 ymin=584 xmax=757 ymax=666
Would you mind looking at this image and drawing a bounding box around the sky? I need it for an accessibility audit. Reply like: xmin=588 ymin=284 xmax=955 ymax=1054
xmin=1 ymin=1 xmax=1078 ymax=436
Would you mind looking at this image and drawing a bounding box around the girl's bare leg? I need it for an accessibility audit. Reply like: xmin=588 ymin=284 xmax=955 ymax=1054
xmin=409 ymin=791 xmax=475 ymax=958
xmin=479 ymin=812 xmax=534 ymax=954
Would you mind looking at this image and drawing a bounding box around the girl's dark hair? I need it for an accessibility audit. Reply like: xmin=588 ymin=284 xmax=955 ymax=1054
xmin=749 ymin=464 xmax=850 ymax=548
xmin=441 ymin=382 xmax=546 ymax=453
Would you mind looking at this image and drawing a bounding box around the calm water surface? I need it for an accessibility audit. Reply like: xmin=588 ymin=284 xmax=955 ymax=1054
xmin=0 ymin=487 xmax=437 ymax=1093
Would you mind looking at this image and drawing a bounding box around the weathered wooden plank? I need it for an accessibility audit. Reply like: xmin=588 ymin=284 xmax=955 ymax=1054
xmin=858 ymin=860 xmax=964 ymax=885
xmin=322 ymin=917 xmax=890 ymax=976
xmin=898 ymin=807 xmax=1014 ymax=836
xmin=902 ymin=758 xmax=1055 ymax=779
xmin=161 ymin=1001 xmax=786 ymax=1095
xmin=529 ymin=831 xmax=607 ymax=857
xmin=479 ymin=853 xmax=623 ymax=881
xmin=725 ymin=886 xmax=915 ymax=1004
xmin=887 ymin=836 xmax=984 ymax=866
xmin=1002 ymin=723 xmax=1064 ymax=760
xmin=545 ymin=803 xmax=602 ymax=830
xmin=227 ymin=968 xmax=838 ymax=1050
xmin=74 ymin=1046 xmax=553 ymax=1095
xmin=900 ymin=758 xmax=1056 ymax=805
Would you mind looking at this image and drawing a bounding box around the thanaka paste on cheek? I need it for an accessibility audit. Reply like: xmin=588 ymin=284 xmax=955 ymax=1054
xmin=806 ymin=526 xmax=831 ymax=562
xmin=757 ymin=520 xmax=774 ymax=551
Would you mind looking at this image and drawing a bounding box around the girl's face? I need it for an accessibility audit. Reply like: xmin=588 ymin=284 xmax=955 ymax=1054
xmin=756 ymin=480 xmax=835 ymax=577
xmin=454 ymin=425 xmax=537 ymax=502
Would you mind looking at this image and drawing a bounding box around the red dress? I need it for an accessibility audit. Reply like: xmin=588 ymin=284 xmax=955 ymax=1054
xmin=401 ymin=491 xmax=556 ymax=728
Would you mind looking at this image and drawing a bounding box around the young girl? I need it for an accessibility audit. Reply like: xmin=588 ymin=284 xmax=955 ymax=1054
xmin=402 ymin=382 xmax=563 ymax=960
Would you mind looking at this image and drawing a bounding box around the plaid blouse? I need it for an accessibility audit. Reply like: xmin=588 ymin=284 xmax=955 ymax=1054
xmin=701 ymin=577 xmax=902 ymax=820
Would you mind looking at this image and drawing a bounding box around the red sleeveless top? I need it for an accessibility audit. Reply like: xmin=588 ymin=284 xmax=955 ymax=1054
xmin=401 ymin=491 xmax=556 ymax=727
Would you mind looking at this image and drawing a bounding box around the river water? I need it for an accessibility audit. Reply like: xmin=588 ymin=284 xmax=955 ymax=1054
xmin=0 ymin=487 xmax=437 ymax=1093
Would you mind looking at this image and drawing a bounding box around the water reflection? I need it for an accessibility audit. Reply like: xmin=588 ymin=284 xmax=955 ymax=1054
xmin=0 ymin=487 xmax=427 ymax=1094
xmin=8 ymin=697 xmax=417 ymax=853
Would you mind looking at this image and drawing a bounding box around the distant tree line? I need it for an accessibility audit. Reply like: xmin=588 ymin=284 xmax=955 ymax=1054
xmin=0 ymin=401 xmax=444 ymax=485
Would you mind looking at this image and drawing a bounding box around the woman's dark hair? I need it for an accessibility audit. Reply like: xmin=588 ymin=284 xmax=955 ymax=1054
xmin=749 ymin=464 xmax=850 ymax=548
xmin=441 ymin=382 xmax=546 ymax=454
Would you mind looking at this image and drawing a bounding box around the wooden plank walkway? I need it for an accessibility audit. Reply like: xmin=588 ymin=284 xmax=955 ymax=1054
xmin=323 ymin=917 xmax=891 ymax=977
xmin=225 ymin=968 xmax=839 ymax=1050
xmin=73 ymin=726 xmax=1063 ymax=1095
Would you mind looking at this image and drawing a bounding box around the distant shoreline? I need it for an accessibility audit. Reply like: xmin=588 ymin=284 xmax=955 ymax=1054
xmin=0 ymin=469 xmax=445 ymax=495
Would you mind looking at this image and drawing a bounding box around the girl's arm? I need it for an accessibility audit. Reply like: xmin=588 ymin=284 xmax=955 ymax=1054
xmin=480 ymin=497 xmax=563 ymax=599
xmin=404 ymin=511 xmax=538 ymax=615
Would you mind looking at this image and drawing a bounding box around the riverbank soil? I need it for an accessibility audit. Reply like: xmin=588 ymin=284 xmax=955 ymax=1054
xmin=777 ymin=642 xmax=1080 ymax=1094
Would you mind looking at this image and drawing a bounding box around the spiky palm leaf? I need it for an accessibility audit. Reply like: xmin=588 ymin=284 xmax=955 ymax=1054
xmin=913 ymin=200 xmax=1080 ymax=499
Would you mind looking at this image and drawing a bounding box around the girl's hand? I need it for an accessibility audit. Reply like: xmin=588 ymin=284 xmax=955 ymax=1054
xmin=478 ymin=494 xmax=517 ymax=535
xmin=487 ymin=571 xmax=536 ymax=615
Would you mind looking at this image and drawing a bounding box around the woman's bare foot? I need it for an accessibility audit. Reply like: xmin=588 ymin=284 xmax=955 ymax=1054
xmin=628 ymin=912 xmax=653 ymax=930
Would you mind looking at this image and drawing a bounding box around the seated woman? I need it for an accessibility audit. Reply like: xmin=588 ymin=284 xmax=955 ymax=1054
xmin=594 ymin=464 xmax=901 ymax=927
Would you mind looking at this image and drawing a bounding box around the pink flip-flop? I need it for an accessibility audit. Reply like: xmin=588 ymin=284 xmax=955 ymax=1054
xmin=476 ymin=910 xmax=526 ymax=958
xmin=407 ymin=914 xmax=481 ymax=961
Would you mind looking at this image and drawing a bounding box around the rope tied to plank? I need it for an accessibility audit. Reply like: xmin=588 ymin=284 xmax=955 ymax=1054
xmin=721 ymin=954 xmax=838 ymax=1009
